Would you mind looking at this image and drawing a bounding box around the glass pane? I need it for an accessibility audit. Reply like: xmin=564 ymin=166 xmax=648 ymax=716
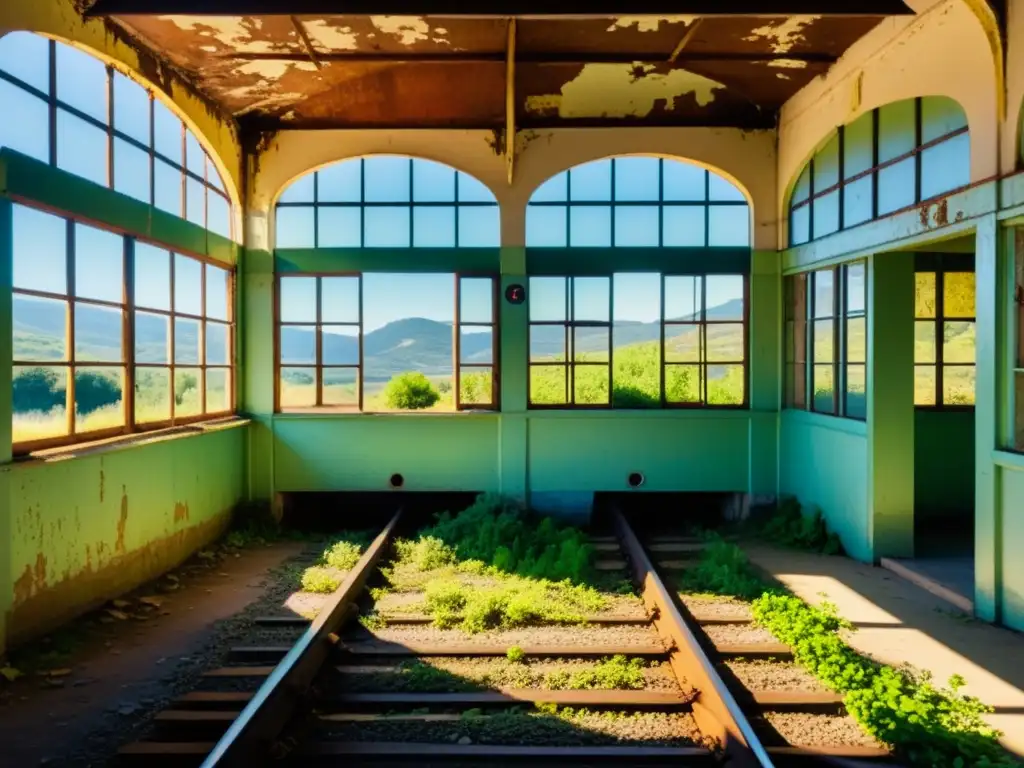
xmin=458 ymin=173 xmax=495 ymax=203
xmin=364 ymin=157 xmax=411 ymax=202
xmin=413 ymin=160 xmax=455 ymax=202
xmin=526 ymin=205 xmax=567 ymax=247
xmin=75 ymin=303 xmax=122 ymax=362
xmin=174 ymin=253 xmax=202 ymax=315
xmin=614 ymin=157 xmax=660 ymax=201
xmin=529 ymin=277 xmax=566 ymax=322
xmin=322 ymin=326 xmax=359 ymax=366
xmin=174 ymin=317 xmax=201 ymax=364
xmin=135 ymin=243 xmax=171 ymax=311
xmin=613 ymin=272 xmax=660 ymax=323
xmin=323 ymin=368 xmax=359 ymax=407
xmin=318 ymin=161 xmax=361 ymax=202
xmin=13 ymin=365 xmax=68 ymax=442
xmin=708 ymin=364 xmax=744 ymax=405
xmin=813 ymin=319 xmax=834 ymax=362
xmin=922 ymin=96 xmax=967 ymax=142
xmin=56 ymin=42 xmax=108 ymax=123
xmin=317 ymin=207 xmax=361 ymax=248
xmin=459 ymin=368 xmax=492 ymax=406
xmin=574 ymin=327 xmax=608 ymax=363
xmin=364 ymin=207 xmax=411 ymax=247
xmin=943 ymin=321 xmax=975 ymax=363
xmin=206 ymin=368 xmax=230 ymax=413
xmin=530 ymin=325 xmax=564 ymax=362
xmin=915 ymin=321 xmax=937 ymax=363
xmin=0 ymin=32 xmax=51 ymax=92
xmin=322 ymin=276 xmax=360 ymax=323
xmin=275 ymin=206 xmax=315 ymax=249
xmin=878 ymin=99 xmax=916 ymax=162
xmin=13 ymin=205 xmax=67 ymax=294
xmin=114 ymin=138 xmax=152 ymax=204
xmin=461 ymin=327 xmax=493 ymax=364
xmin=707 ymin=324 xmax=744 ymax=362
xmin=186 ymin=177 xmax=205 ymax=226
xmin=459 ymin=278 xmax=492 ymax=324
xmin=279 ymin=277 xmax=317 ymax=323
xmin=943 ymin=365 xmax=975 ymax=405
xmin=665 ymin=276 xmax=702 ymax=321
xmin=665 ymin=325 xmax=700 ymax=362
xmin=662 ymin=206 xmax=705 ymax=246
xmin=154 ymin=159 xmax=182 ymax=217
xmin=708 ymin=206 xmax=750 ymax=247
xmin=813 ymin=365 xmax=835 ymax=413
xmin=573 ymin=277 xmax=610 ymax=322
xmin=846 ymin=262 xmax=866 ymax=314
xmin=570 ymin=160 xmax=612 ymax=201
xmin=843 ymin=176 xmax=873 ymax=229
xmin=185 ymin=131 xmax=205 ymax=176
xmin=709 ymin=173 xmax=745 ymax=202
xmin=812 ymin=191 xmax=840 ymax=240
xmin=207 ymin=157 xmax=225 ymax=193
xmin=813 ymin=133 xmax=841 ymax=191
xmin=845 ymin=112 xmax=875 ymax=177
xmin=944 ymin=272 xmax=975 ymax=318
xmin=206 ymin=265 xmax=230 ymax=321
xmin=915 ymin=366 xmax=937 ymax=405
xmin=790 ymin=204 xmax=810 ymax=246
xmin=207 ymin=192 xmax=231 ymax=239
xmin=413 ymin=206 xmax=455 ymax=247
xmin=877 ymin=158 xmax=916 ymax=216
xmin=847 ymin=317 xmax=866 ymax=363
xmin=531 ymin=365 xmax=566 ymax=404
xmin=113 ymin=72 xmax=150 ymax=144
xmin=75 ymin=367 xmax=124 ymax=431
xmin=845 ymin=363 xmax=867 ymax=419
xmin=13 ymin=295 xmax=67 ymax=362
xmin=57 ymin=110 xmax=108 ymax=187
xmin=574 ymin=365 xmax=609 ymax=404
xmin=0 ymin=81 xmax=49 ymax=163
xmin=916 ymin=272 xmax=936 ymax=318
xmin=569 ymin=206 xmax=611 ymax=247
xmin=206 ymin=321 xmax=229 ymax=365
xmin=279 ymin=173 xmax=315 ymax=204
xmin=663 ymin=162 xmax=705 ymax=201
xmin=174 ymin=367 xmax=202 ymax=417
xmin=813 ymin=270 xmax=835 ymax=317
xmin=76 ymin=223 xmax=123 ymax=303
xmin=665 ymin=365 xmax=700 ymax=403
xmin=530 ymin=172 xmax=567 ymax=203
xmin=135 ymin=311 xmax=169 ymax=364
xmin=706 ymin=275 xmax=744 ymax=320
xmin=280 ymin=367 xmax=316 ymax=407
xmin=280 ymin=325 xmax=316 ymax=365
xmin=153 ymin=100 xmax=183 ymax=164
xmin=458 ymin=207 xmax=500 ymax=248
xmin=921 ymin=134 xmax=969 ymax=201
xmin=614 ymin=206 xmax=659 ymax=246
xmin=135 ymin=366 xmax=170 ymax=422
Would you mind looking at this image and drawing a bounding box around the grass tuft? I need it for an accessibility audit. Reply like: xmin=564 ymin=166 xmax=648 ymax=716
xmin=300 ymin=566 xmax=341 ymax=594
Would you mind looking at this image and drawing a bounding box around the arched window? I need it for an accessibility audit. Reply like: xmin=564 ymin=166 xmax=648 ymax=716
xmin=0 ymin=31 xmax=232 ymax=239
xmin=526 ymin=157 xmax=749 ymax=248
xmin=788 ymin=96 xmax=969 ymax=246
xmin=275 ymin=156 xmax=500 ymax=249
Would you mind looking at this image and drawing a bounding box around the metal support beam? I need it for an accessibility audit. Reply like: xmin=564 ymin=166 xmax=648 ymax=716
xmin=668 ymin=18 xmax=703 ymax=63
xmin=214 ymin=51 xmax=838 ymax=65
xmin=289 ymin=16 xmax=322 ymax=70
xmin=505 ymin=18 xmax=516 ymax=186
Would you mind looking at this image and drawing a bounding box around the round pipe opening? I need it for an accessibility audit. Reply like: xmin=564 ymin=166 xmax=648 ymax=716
xmin=627 ymin=472 xmax=645 ymax=488
xmin=389 ymin=473 xmax=405 ymax=489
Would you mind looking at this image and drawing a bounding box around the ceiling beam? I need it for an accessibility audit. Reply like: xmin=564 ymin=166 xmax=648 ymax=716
xmin=85 ymin=0 xmax=914 ymax=16
xmin=505 ymin=18 xmax=516 ymax=186
xmin=213 ymin=51 xmax=839 ymax=65
xmin=289 ymin=16 xmax=322 ymax=70
xmin=668 ymin=18 xmax=703 ymax=63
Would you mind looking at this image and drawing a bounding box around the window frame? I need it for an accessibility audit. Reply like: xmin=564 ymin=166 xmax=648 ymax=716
xmin=1014 ymin=229 xmax=1024 ymax=452
xmin=526 ymin=272 xmax=749 ymax=410
xmin=10 ymin=201 xmax=236 ymax=456
xmin=274 ymin=271 xmax=500 ymax=413
xmin=914 ymin=259 xmax=976 ymax=410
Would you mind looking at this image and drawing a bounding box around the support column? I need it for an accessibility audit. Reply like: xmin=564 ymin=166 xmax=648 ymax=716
xmin=867 ymin=251 xmax=915 ymax=559
xmin=974 ymin=214 xmax=1000 ymax=621
xmin=0 ymin=199 xmax=12 ymax=655
xmin=749 ymin=250 xmax=781 ymax=502
xmin=498 ymin=246 xmax=528 ymax=504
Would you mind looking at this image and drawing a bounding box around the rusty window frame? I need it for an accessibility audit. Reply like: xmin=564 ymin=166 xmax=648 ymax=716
xmin=11 ymin=202 xmax=236 ymax=456
xmin=525 ymin=158 xmax=749 ymax=248
xmin=275 ymin=272 xmax=499 ymax=413
xmin=526 ymin=273 xmax=748 ymax=410
xmin=274 ymin=157 xmax=499 ymax=249
xmin=789 ymin=97 xmax=969 ymax=247
xmin=914 ymin=266 xmax=976 ymax=409
xmin=0 ymin=33 xmax=232 ymax=238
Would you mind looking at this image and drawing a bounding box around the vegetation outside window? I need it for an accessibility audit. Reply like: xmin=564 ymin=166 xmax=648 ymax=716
xmin=914 ymin=267 xmax=976 ymax=406
xmin=812 ymin=269 xmax=837 ymax=414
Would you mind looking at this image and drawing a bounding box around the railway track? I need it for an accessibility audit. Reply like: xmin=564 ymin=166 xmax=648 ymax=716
xmin=116 ymin=508 xmax=892 ymax=767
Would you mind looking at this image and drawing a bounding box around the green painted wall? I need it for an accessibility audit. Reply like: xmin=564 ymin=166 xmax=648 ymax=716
xmin=914 ymin=410 xmax=975 ymax=524
xmin=997 ymin=462 xmax=1024 ymax=630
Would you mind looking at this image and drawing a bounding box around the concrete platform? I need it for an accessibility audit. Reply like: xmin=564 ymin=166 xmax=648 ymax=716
xmin=879 ymin=556 xmax=974 ymax=614
xmin=743 ymin=543 xmax=1024 ymax=758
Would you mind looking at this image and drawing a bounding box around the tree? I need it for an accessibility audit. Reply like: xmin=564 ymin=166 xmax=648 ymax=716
xmin=383 ymin=371 xmax=440 ymax=410
xmin=13 ymin=368 xmax=63 ymax=413
xmin=75 ymin=371 xmax=121 ymax=414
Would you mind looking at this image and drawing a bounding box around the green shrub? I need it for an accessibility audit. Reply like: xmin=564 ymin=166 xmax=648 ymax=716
xmin=301 ymin=566 xmax=341 ymax=594
xmin=383 ymin=371 xmax=440 ymax=410
xmin=546 ymin=655 xmax=647 ymax=691
xmin=759 ymin=497 xmax=843 ymax=555
xmin=677 ymin=535 xmax=773 ymax=600
xmin=506 ymin=645 xmax=525 ymax=664
xmin=322 ymin=539 xmax=364 ymax=570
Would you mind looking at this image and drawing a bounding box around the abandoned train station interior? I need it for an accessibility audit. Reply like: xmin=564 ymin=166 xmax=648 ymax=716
xmin=2 ymin=0 xmax=1024 ymax=762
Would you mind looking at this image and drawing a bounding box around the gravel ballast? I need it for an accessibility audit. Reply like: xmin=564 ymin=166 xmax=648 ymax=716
xmin=347 ymin=624 xmax=666 ymax=649
xmin=702 ymin=624 xmax=779 ymax=646
xmin=723 ymin=660 xmax=827 ymax=692
xmin=762 ymin=711 xmax=882 ymax=748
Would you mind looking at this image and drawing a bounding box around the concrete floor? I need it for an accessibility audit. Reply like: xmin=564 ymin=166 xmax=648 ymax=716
xmin=744 ymin=544 xmax=1024 ymax=758
xmin=881 ymin=556 xmax=975 ymax=613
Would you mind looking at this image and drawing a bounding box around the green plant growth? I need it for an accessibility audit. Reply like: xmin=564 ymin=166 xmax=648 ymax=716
xmin=383 ymin=371 xmax=440 ymax=410
xmin=545 ymin=656 xmax=648 ymax=691
xmin=300 ymin=566 xmax=341 ymax=594
xmin=322 ymin=537 xmax=367 ymax=571
xmin=757 ymin=497 xmax=843 ymax=555
xmin=506 ymin=646 xmax=526 ymax=664
xmin=676 ymin=536 xmax=774 ymax=601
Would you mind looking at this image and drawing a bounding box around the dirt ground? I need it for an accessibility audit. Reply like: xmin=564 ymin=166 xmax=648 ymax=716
xmin=0 ymin=541 xmax=308 ymax=768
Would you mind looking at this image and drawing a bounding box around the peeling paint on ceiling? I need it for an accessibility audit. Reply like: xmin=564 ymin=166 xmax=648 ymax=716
xmin=155 ymin=15 xmax=284 ymax=54
xmin=369 ymin=16 xmax=450 ymax=46
xmin=768 ymin=58 xmax=809 ymax=68
xmin=303 ymin=19 xmax=359 ymax=51
xmin=525 ymin=62 xmax=724 ymax=119
xmin=606 ymin=16 xmax=698 ymax=33
xmin=743 ymin=16 xmax=821 ymax=53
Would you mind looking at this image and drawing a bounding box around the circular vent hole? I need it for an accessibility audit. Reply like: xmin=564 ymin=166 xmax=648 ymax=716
xmin=389 ymin=473 xmax=405 ymax=489
xmin=627 ymin=472 xmax=645 ymax=488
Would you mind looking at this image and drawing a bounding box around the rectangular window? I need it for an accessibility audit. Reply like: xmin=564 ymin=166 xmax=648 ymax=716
xmin=527 ymin=273 xmax=747 ymax=409
xmin=784 ymin=273 xmax=807 ymax=409
xmin=276 ymin=273 xmax=497 ymax=412
xmin=914 ymin=265 xmax=976 ymax=407
xmin=11 ymin=203 xmax=235 ymax=453
xmin=811 ymin=268 xmax=838 ymax=414
xmin=844 ymin=262 xmax=867 ymax=419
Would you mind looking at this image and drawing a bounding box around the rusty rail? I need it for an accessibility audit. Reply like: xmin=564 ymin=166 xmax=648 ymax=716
xmin=198 ymin=509 xmax=403 ymax=767
xmin=612 ymin=508 xmax=774 ymax=768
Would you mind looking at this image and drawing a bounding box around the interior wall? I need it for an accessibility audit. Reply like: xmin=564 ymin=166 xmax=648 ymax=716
xmin=914 ymin=410 xmax=976 ymax=530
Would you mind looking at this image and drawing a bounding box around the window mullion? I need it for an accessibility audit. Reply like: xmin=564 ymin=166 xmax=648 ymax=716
xmin=454 ymin=274 xmax=462 ymax=410
xmin=125 ymin=237 xmax=136 ymax=431
xmin=66 ymin=219 xmax=76 ymax=436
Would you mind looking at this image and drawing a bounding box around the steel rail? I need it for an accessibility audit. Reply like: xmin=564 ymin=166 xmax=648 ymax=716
xmin=612 ymin=508 xmax=775 ymax=768
xmin=199 ymin=509 xmax=403 ymax=767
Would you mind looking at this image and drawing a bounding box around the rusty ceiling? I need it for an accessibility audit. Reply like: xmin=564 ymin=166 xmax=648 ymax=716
xmin=99 ymin=13 xmax=907 ymax=133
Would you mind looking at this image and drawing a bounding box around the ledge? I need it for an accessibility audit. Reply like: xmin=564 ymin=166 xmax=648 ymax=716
xmin=992 ymin=450 xmax=1024 ymax=473
xmin=780 ymin=408 xmax=867 ymax=436
xmin=7 ymin=417 xmax=251 ymax=468
xmin=273 ymin=409 xmax=499 ymax=421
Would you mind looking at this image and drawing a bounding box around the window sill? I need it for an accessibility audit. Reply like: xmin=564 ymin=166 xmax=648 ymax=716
xmin=781 ymin=408 xmax=868 ymax=435
xmin=9 ymin=416 xmax=250 ymax=467
xmin=274 ymin=409 xmax=499 ymax=419
xmin=993 ymin=450 xmax=1024 ymax=473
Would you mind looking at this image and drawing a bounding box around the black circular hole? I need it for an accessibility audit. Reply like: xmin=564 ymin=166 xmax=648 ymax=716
xmin=389 ymin=473 xmax=405 ymax=489
xmin=627 ymin=472 xmax=645 ymax=488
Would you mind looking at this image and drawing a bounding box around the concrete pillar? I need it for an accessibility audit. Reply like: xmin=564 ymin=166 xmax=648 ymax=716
xmin=0 ymin=198 xmax=12 ymax=655
xmin=749 ymin=249 xmax=781 ymax=500
xmin=867 ymin=251 xmax=915 ymax=559
xmin=499 ymin=247 xmax=528 ymax=503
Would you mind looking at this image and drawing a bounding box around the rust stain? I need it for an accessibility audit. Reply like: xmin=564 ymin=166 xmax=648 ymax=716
xmin=99 ymin=469 xmax=105 ymax=503
xmin=934 ymin=198 xmax=949 ymax=227
xmin=116 ymin=487 xmax=129 ymax=554
xmin=919 ymin=204 xmax=930 ymax=228
xmin=12 ymin=554 xmax=49 ymax=607
xmin=174 ymin=501 xmax=190 ymax=523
